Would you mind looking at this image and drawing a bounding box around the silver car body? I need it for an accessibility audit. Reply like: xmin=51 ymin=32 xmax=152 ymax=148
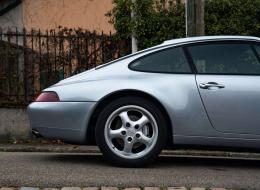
xmin=28 ymin=36 xmax=260 ymax=148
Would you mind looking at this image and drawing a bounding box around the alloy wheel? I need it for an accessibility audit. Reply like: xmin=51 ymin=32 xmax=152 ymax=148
xmin=104 ymin=105 xmax=159 ymax=159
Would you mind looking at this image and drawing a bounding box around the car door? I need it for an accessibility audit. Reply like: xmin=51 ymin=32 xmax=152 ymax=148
xmin=186 ymin=41 xmax=260 ymax=135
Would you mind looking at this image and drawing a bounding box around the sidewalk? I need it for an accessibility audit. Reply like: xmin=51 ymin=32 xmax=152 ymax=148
xmin=1 ymin=143 xmax=260 ymax=160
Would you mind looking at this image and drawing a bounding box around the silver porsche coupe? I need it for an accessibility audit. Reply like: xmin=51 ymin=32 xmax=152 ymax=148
xmin=28 ymin=36 xmax=260 ymax=166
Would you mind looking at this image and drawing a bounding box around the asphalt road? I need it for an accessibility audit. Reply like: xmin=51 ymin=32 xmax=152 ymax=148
xmin=1 ymin=152 xmax=260 ymax=189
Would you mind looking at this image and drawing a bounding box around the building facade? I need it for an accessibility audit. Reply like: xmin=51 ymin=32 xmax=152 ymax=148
xmin=0 ymin=0 xmax=114 ymax=33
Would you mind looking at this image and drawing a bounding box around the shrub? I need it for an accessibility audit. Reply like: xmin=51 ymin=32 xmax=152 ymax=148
xmin=205 ymin=0 xmax=260 ymax=36
xmin=107 ymin=0 xmax=185 ymax=50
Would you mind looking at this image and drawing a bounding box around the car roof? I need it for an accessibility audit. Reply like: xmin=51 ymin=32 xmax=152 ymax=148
xmin=161 ymin=36 xmax=260 ymax=46
xmin=95 ymin=35 xmax=260 ymax=70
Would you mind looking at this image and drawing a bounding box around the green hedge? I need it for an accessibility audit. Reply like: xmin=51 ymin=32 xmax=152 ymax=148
xmin=107 ymin=0 xmax=260 ymax=50
xmin=205 ymin=0 xmax=260 ymax=36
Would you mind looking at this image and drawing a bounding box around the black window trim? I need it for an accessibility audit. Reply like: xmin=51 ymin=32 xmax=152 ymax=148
xmin=184 ymin=40 xmax=260 ymax=76
xmin=183 ymin=46 xmax=198 ymax=73
xmin=251 ymin=45 xmax=260 ymax=63
xmin=128 ymin=46 xmax=195 ymax=74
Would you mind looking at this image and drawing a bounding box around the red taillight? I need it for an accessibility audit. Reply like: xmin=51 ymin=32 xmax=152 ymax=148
xmin=35 ymin=92 xmax=60 ymax=102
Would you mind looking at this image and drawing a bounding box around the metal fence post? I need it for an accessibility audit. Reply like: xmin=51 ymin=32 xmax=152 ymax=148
xmin=23 ymin=28 xmax=27 ymax=103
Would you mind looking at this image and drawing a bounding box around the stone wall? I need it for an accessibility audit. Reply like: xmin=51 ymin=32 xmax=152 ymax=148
xmin=0 ymin=108 xmax=31 ymax=141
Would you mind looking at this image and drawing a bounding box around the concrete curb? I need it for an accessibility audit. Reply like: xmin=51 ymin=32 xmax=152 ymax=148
xmin=0 ymin=187 xmax=231 ymax=190
xmin=0 ymin=144 xmax=99 ymax=154
xmin=1 ymin=144 xmax=260 ymax=160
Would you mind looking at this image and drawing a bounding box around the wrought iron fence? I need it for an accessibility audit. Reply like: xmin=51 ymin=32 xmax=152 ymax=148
xmin=0 ymin=28 xmax=131 ymax=107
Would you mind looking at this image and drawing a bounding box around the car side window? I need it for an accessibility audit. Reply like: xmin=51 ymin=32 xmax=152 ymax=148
xmin=130 ymin=47 xmax=191 ymax=73
xmin=187 ymin=43 xmax=260 ymax=75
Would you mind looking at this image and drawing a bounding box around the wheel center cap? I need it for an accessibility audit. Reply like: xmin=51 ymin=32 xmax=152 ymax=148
xmin=127 ymin=128 xmax=136 ymax=136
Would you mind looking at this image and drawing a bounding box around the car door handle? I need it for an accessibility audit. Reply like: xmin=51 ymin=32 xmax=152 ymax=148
xmin=199 ymin=82 xmax=225 ymax=89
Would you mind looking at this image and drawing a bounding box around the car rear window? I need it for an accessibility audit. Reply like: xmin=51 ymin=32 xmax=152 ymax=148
xmin=129 ymin=47 xmax=192 ymax=73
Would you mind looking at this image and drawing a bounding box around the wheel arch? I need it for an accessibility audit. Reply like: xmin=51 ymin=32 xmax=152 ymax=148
xmin=86 ymin=89 xmax=173 ymax=147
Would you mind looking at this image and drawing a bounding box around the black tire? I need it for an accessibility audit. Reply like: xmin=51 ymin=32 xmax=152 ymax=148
xmin=95 ymin=96 xmax=167 ymax=167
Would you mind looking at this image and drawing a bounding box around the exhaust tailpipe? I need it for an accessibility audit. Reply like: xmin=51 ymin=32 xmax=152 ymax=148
xmin=32 ymin=129 xmax=42 ymax=138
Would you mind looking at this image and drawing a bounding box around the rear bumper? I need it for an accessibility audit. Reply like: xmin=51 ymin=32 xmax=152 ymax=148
xmin=27 ymin=101 xmax=97 ymax=144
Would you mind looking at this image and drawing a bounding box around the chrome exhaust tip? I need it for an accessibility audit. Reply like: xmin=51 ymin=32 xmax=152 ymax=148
xmin=32 ymin=129 xmax=42 ymax=138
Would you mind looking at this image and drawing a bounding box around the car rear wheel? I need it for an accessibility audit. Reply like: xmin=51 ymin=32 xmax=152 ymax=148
xmin=95 ymin=96 xmax=167 ymax=167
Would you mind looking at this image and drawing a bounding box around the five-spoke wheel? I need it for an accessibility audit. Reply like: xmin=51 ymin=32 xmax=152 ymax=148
xmin=104 ymin=105 xmax=158 ymax=159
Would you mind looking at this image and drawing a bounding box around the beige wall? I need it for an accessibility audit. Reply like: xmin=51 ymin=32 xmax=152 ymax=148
xmin=22 ymin=0 xmax=114 ymax=34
